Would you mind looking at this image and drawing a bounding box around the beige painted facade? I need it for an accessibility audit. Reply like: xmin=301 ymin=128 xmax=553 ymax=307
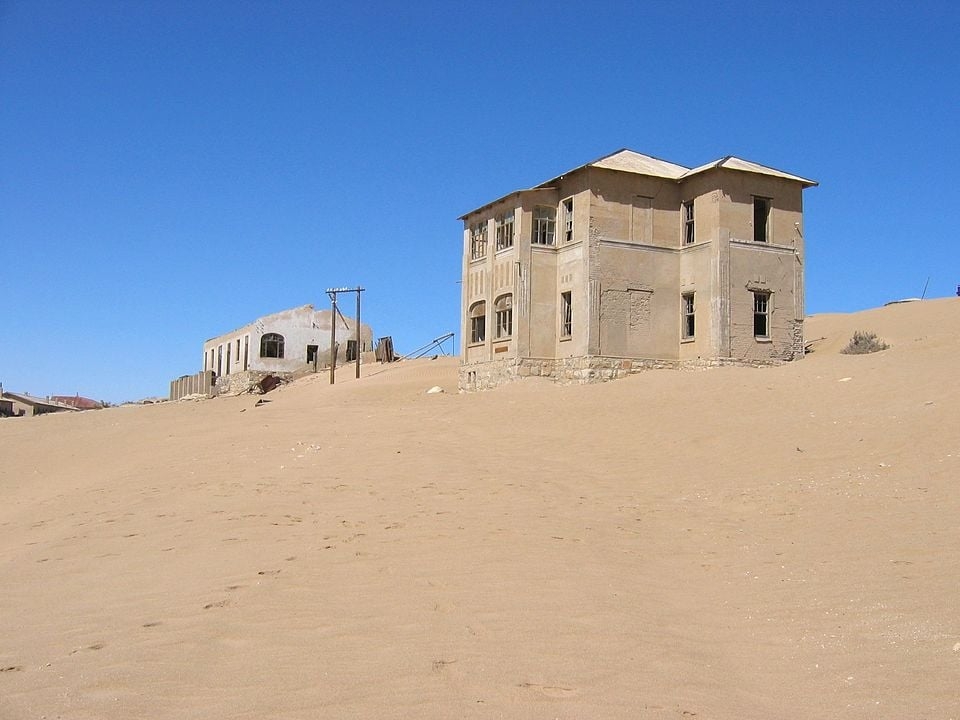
xmin=459 ymin=150 xmax=817 ymax=390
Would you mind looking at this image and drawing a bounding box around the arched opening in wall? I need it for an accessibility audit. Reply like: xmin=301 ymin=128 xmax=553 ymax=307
xmin=469 ymin=301 xmax=486 ymax=344
xmin=260 ymin=333 xmax=285 ymax=359
xmin=494 ymin=294 xmax=512 ymax=339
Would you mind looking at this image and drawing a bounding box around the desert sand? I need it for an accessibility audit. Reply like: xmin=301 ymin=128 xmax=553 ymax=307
xmin=1 ymin=298 xmax=958 ymax=719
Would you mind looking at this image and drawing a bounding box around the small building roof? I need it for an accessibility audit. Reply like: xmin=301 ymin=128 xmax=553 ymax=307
xmin=49 ymin=395 xmax=103 ymax=410
xmin=1 ymin=391 xmax=79 ymax=411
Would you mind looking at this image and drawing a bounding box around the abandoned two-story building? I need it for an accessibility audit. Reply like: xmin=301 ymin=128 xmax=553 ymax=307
xmin=459 ymin=149 xmax=817 ymax=390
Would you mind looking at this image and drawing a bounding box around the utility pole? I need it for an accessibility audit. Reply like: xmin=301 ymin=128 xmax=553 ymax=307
xmin=325 ymin=286 xmax=365 ymax=385
xmin=328 ymin=292 xmax=338 ymax=385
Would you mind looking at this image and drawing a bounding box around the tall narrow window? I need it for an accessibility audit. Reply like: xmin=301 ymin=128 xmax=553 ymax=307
xmin=682 ymin=293 xmax=695 ymax=339
xmin=753 ymin=197 xmax=771 ymax=242
xmin=753 ymin=292 xmax=770 ymax=338
xmin=470 ymin=221 xmax=488 ymax=260
xmin=243 ymin=335 xmax=249 ymax=370
xmin=532 ymin=206 xmax=556 ymax=245
xmin=260 ymin=332 xmax=285 ymax=358
xmin=495 ymin=211 xmax=515 ymax=251
xmin=560 ymin=291 xmax=572 ymax=337
xmin=217 ymin=346 xmax=223 ymax=376
xmin=226 ymin=342 xmax=231 ymax=374
xmin=683 ymin=200 xmax=695 ymax=245
xmin=469 ymin=301 xmax=486 ymax=344
xmin=562 ymin=198 xmax=574 ymax=242
xmin=494 ymin=294 xmax=513 ymax=339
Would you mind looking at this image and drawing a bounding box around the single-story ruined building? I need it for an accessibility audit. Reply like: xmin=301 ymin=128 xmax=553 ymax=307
xmin=459 ymin=148 xmax=817 ymax=390
xmin=0 ymin=391 xmax=80 ymax=417
xmin=198 ymin=304 xmax=374 ymax=395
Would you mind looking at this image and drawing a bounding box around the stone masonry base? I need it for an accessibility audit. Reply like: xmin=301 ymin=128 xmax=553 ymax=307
xmin=458 ymin=355 xmax=790 ymax=392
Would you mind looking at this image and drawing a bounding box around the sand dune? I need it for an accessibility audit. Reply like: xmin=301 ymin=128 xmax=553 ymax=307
xmin=2 ymin=298 xmax=958 ymax=719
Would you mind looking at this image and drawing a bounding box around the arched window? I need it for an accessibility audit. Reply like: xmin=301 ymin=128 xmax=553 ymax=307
xmin=469 ymin=301 xmax=486 ymax=344
xmin=260 ymin=333 xmax=285 ymax=359
xmin=494 ymin=294 xmax=512 ymax=339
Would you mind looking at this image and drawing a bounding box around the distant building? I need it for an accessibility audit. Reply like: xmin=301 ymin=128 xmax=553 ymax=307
xmin=1 ymin=391 xmax=79 ymax=417
xmin=202 ymin=303 xmax=374 ymax=382
xmin=459 ymin=149 xmax=817 ymax=389
xmin=49 ymin=395 xmax=104 ymax=411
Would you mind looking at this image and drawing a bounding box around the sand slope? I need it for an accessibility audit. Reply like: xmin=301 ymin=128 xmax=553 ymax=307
xmin=1 ymin=298 xmax=958 ymax=719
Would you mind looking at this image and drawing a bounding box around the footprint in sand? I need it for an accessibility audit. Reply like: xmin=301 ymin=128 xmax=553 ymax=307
xmin=203 ymin=600 xmax=230 ymax=610
xmin=518 ymin=682 xmax=577 ymax=698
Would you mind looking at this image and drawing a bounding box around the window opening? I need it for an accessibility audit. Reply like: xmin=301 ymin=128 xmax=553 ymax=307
xmin=532 ymin=206 xmax=556 ymax=245
xmin=562 ymin=198 xmax=574 ymax=243
xmin=494 ymin=294 xmax=513 ymax=339
xmin=682 ymin=293 xmax=695 ymax=339
xmin=469 ymin=301 xmax=486 ymax=344
xmin=753 ymin=292 xmax=770 ymax=338
xmin=495 ymin=211 xmax=514 ymax=251
xmin=260 ymin=333 xmax=285 ymax=359
xmin=560 ymin=291 xmax=572 ymax=337
xmin=470 ymin=221 xmax=488 ymax=260
xmin=683 ymin=200 xmax=695 ymax=245
xmin=754 ymin=197 xmax=771 ymax=242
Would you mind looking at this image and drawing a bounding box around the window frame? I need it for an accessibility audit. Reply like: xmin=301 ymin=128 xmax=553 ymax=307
xmin=682 ymin=200 xmax=695 ymax=245
xmin=532 ymin=206 xmax=556 ymax=246
xmin=753 ymin=291 xmax=771 ymax=339
xmin=560 ymin=291 xmax=572 ymax=338
xmin=562 ymin=197 xmax=574 ymax=243
xmin=260 ymin=332 xmax=285 ymax=359
xmin=470 ymin=221 xmax=488 ymax=260
xmin=681 ymin=292 xmax=695 ymax=339
xmin=753 ymin=196 xmax=771 ymax=243
xmin=494 ymin=294 xmax=513 ymax=339
xmin=469 ymin=301 xmax=486 ymax=345
xmin=495 ymin=211 xmax=515 ymax=251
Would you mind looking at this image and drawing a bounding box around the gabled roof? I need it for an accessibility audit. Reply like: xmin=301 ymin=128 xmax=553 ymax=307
xmin=681 ymin=156 xmax=818 ymax=187
xmin=460 ymin=149 xmax=816 ymax=218
xmin=540 ymin=148 xmax=690 ymax=184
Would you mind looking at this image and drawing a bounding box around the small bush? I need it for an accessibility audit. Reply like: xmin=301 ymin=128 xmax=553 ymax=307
xmin=841 ymin=331 xmax=889 ymax=355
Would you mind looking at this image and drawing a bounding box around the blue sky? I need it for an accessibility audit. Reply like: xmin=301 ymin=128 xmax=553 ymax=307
xmin=1 ymin=1 xmax=957 ymax=402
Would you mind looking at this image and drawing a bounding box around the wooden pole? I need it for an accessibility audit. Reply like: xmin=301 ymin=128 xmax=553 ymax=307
xmin=355 ymin=286 xmax=361 ymax=379
xmin=329 ymin=293 xmax=337 ymax=385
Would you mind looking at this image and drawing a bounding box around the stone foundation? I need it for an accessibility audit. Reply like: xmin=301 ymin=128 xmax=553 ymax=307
xmin=458 ymin=354 xmax=787 ymax=392
xmin=215 ymin=370 xmax=295 ymax=396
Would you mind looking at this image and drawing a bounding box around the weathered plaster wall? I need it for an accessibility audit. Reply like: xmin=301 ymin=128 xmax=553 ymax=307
xmin=595 ymin=244 xmax=679 ymax=358
xmin=204 ymin=305 xmax=373 ymax=378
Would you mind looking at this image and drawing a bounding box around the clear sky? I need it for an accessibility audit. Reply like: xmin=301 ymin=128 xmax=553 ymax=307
xmin=1 ymin=1 xmax=957 ymax=402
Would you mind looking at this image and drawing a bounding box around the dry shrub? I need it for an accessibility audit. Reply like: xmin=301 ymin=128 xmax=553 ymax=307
xmin=841 ymin=330 xmax=889 ymax=355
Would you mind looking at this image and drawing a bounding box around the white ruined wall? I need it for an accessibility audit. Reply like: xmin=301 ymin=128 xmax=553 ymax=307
xmin=203 ymin=304 xmax=374 ymax=378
